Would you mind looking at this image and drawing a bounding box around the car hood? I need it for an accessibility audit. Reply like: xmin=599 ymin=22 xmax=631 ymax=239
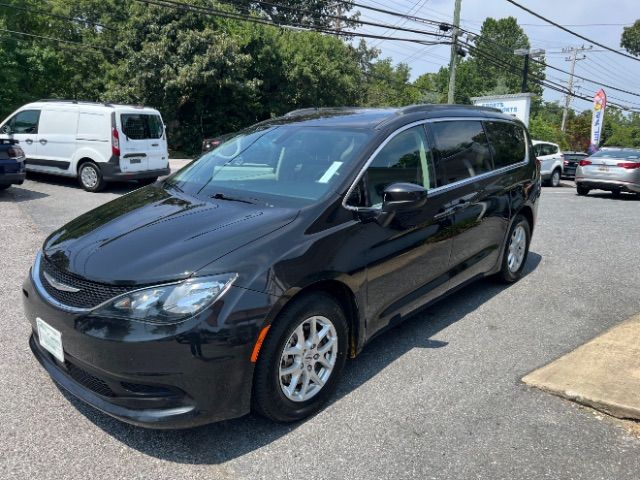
xmin=42 ymin=186 xmax=298 ymax=284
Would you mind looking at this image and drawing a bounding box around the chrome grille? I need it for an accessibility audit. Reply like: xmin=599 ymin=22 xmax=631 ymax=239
xmin=39 ymin=257 xmax=135 ymax=309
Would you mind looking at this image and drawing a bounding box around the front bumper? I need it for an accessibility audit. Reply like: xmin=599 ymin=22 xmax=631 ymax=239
xmin=575 ymin=177 xmax=640 ymax=193
xmin=23 ymin=272 xmax=274 ymax=429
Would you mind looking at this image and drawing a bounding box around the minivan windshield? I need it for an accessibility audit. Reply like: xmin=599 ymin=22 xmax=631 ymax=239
xmin=591 ymin=149 xmax=640 ymax=159
xmin=168 ymin=125 xmax=372 ymax=204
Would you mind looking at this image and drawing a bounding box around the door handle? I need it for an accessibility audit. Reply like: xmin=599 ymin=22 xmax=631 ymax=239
xmin=151 ymin=143 xmax=159 ymax=147
xmin=39 ymin=139 xmax=47 ymax=145
xmin=25 ymin=139 xmax=33 ymax=145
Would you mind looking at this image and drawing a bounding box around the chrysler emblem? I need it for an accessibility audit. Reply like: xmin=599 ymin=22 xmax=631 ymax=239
xmin=43 ymin=271 xmax=81 ymax=293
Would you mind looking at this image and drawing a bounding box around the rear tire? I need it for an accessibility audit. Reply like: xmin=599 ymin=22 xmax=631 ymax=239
xmin=611 ymin=189 xmax=622 ymax=198
xmin=576 ymin=185 xmax=590 ymax=196
xmin=550 ymin=169 xmax=561 ymax=187
xmin=0 ymin=184 xmax=10 ymax=191
xmin=496 ymin=214 xmax=531 ymax=283
xmin=78 ymin=162 xmax=105 ymax=192
xmin=252 ymin=293 xmax=348 ymax=423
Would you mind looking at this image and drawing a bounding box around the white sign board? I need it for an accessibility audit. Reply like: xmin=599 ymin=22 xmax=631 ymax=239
xmin=471 ymin=93 xmax=534 ymax=127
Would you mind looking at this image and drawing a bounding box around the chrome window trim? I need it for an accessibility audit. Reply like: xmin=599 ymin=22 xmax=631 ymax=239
xmin=341 ymin=116 xmax=530 ymax=212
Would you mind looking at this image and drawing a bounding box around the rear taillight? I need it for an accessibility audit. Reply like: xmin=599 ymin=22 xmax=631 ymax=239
xmin=563 ymin=160 xmax=569 ymax=166
xmin=111 ymin=127 xmax=120 ymax=157
xmin=579 ymin=159 xmax=592 ymax=166
xmin=617 ymin=162 xmax=640 ymax=169
xmin=7 ymin=146 xmax=24 ymax=158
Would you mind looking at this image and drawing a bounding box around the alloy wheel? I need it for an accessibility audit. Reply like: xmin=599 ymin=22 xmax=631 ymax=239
xmin=278 ymin=315 xmax=338 ymax=403
xmin=507 ymin=224 xmax=527 ymax=272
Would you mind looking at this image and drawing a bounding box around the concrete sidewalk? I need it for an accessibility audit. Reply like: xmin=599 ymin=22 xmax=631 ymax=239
xmin=524 ymin=314 xmax=640 ymax=420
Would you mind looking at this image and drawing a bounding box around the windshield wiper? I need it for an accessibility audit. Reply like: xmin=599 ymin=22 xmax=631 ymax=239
xmin=210 ymin=192 xmax=255 ymax=204
xmin=163 ymin=178 xmax=184 ymax=192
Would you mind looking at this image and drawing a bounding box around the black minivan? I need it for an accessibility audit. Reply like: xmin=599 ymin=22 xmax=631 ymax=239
xmin=23 ymin=105 xmax=540 ymax=428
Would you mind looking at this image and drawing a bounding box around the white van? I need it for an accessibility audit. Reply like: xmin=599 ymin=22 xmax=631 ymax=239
xmin=0 ymin=100 xmax=170 ymax=191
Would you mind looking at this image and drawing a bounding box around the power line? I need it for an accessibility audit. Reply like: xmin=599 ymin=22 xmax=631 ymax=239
xmin=0 ymin=2 xmax=118 ymax=31
xmin=0 ymin=27 xmax=114 ymax=53
xmin=503 ymin=0 xmax=640 ymax=63
xmin=134 ymin=0 xmax=449 ymax=46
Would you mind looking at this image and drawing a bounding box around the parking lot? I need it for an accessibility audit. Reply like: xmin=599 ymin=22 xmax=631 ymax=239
xmin=2 ymin=174 xmax=640 ymax=480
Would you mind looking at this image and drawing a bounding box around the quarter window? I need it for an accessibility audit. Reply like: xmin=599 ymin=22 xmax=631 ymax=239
xmin=349 ymin=125 xmax=435 ymax=208
xmin=484 ymin=121 xmax=526 ymax=168
xmin=5 ymin=110 xmax=40 ymax=134
xmin=429 ymin=121 xmax=492 ymax=186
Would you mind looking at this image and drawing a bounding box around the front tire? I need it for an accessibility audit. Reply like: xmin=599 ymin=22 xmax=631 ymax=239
xmin=252 ymin=293 xmax=348 ymax=423
xmin=78 ymin=162 xmax=105 ymax=192
xmin=496 ymin=214 xmax=531 ymax=283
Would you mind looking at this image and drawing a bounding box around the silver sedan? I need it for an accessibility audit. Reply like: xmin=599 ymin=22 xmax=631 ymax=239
xmin=575 ymin=147 xmax=640 ymax=197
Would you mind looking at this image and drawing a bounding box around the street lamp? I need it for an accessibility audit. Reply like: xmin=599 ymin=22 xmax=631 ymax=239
xmin=514 ymin=48 xmax=545 ymax=93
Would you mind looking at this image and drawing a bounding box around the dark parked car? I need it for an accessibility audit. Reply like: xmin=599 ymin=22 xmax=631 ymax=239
xmin=201 ymin=133 xmax=235 ymax=153
xmin=0 ymin=138 xmax=25 ymax=190
xmin=562 ymin=151 xmax=588 ymax=179
xmin=23 ymin=105 xmax=540 ymax=428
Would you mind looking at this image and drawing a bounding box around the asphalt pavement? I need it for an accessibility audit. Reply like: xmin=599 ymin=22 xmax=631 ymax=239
xmin=2 ymin=175 xmax=640 ymax=480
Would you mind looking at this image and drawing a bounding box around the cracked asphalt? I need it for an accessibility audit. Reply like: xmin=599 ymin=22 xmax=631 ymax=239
xmin=1 ymin=174 xmax=640 ymax=480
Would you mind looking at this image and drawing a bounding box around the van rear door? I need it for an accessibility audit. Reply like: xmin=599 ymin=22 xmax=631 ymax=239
xmin=118 ymin=112 xmax=168 ymax=173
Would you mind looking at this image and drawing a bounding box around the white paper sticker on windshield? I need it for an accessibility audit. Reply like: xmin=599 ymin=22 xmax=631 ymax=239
xmin=318 ymin=161 xmax=343 ymax=184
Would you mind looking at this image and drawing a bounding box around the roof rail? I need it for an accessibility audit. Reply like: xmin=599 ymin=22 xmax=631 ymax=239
xmin=284 ymin=108 xmax=320 ymax=117
xmin=398 ymin=103 xmax=503 ymax=115
xmin=36 ymin=99 xmax=114 ymax=107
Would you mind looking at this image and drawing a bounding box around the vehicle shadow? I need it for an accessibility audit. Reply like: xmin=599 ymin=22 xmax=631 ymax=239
xmin=62 ymin=252 xmax=542 ymax=464
xmin=579 ymin=191 xmax=640 ymax=201
xmin=0 ymin=186 xmax=49 ymax=202
xmin=25 ymin=172 xmax=141 ymax=194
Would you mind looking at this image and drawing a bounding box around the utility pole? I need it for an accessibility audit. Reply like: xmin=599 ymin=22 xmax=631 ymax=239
xmin=447 ymin=0 xmax=462 ymax=104
xmin=514 ymin=48 xmax=545 ymax=93
xmin=561 ymin=45 xmax=591 ymax=131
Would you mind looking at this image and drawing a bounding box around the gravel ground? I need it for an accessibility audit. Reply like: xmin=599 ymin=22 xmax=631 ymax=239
xmin=1 ymin=176 xmax=640 ymax=480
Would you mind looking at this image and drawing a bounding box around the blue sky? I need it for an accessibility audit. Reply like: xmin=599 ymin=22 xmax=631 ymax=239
xmin=350 ymin=0 xmax=640 ymax=112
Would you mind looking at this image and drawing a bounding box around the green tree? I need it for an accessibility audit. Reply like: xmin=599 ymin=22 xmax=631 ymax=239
xmin=621 ymin=20 xmax=640 ymax=56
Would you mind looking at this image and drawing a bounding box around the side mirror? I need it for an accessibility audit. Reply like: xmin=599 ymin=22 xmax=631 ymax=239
xmin=1 ymin=124 xmax=12 ymax=135
xmin=382 ymin=182 xmax=428 ymax=212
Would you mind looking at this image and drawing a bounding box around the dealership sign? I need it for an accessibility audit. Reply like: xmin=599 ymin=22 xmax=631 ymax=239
xmin=590 ymin=89 xmax=607 ymax=152
xmin=471 ymin=93 xmax=534 ymax=126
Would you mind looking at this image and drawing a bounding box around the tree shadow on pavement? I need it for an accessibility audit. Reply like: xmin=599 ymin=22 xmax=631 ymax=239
xmin=62 ymin=252 xmax=542 ymax=464
xmin=0 ymin=186 xmax=49 ymax=202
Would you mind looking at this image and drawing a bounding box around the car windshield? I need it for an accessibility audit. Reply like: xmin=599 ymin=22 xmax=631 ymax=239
xmin=168 ymin=125 xmax=372 ymax=204
xmin=591 ymin=149 xmax=640 ymax=159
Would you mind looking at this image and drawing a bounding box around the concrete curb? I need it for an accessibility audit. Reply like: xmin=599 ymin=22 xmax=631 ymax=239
xmin=523 ymin=314 xmax=640 ymax=421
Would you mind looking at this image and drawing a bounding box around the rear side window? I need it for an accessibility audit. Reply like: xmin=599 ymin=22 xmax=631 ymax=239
xmin=429 ymin=121 xmax=492 ymax=186
xmin=484 ymin=121 xmax=526 ymax=168
xmin=121 ymin=114 xmax=164 ymax=140
xmin=6 ymin=110 xmax=40 ymax=134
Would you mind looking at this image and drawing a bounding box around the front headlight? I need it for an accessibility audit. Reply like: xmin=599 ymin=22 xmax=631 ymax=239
xmin=92 ymin=273 xmax=238 ymax=324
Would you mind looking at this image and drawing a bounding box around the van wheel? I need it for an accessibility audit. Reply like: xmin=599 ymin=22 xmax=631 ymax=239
xmin=496 ymin=214 xmax=531 ymax=283
xmin=550 ymin=169 xmax=561 ymax=187
xmin=78 ymin=162 xmax=105 ymax=192
xmin=137 ymin=176 xmax=158 ymax=186
xmin=252 ymin=293 xmax=348 ymax=423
